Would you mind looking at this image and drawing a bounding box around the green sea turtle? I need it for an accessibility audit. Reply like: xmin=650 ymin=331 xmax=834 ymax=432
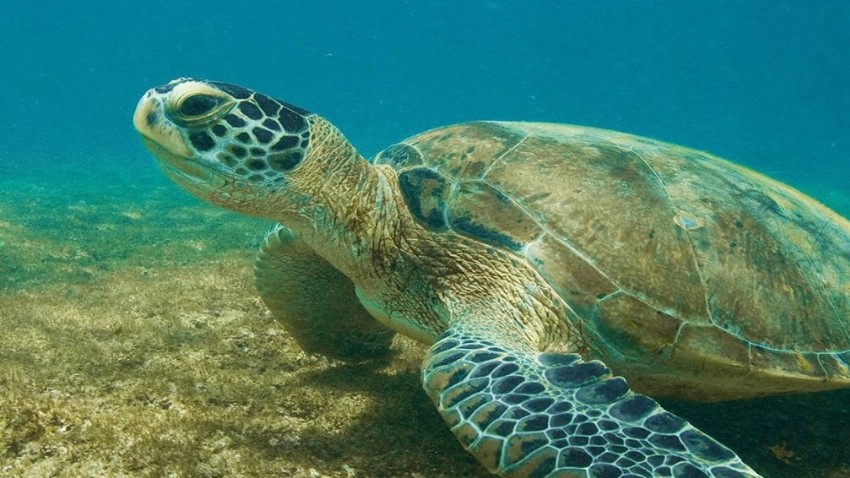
xmin=134 ymin=78 xmax=850 ymax=478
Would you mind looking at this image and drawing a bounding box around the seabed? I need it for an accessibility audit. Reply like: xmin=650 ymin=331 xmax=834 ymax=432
xmin=1 ymin=160 xmax=849 ymax=477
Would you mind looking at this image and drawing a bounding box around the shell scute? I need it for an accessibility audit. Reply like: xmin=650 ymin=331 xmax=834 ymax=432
xmin=525 ymin=234 xmax=616 ymax=314
xmin=405 ymin=121 xmax=526 ymax=179
xmin=483 ymin=132 xmax=708 ymax=320
xmin=446 ymin=180 xmax=542 ymax=251
xmin=397 ymin=167 xmax=450 ymax=231
xmin=374 ymin=142 xmax=423 ymax=169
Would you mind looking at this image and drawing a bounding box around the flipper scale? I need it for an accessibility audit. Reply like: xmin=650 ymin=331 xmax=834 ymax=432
xmin=423 ymin=328 xmax=761 ymax=478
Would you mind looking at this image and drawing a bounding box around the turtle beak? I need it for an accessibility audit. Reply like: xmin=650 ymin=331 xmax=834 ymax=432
xmin=133 ymin=89 xmax=193 ymax=159
xmin=134 ymin=88 xmax=217 ymax=184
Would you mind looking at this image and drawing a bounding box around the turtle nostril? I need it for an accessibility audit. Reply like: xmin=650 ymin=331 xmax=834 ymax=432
xmin=180 ymin=94 xmax=220 ymax=116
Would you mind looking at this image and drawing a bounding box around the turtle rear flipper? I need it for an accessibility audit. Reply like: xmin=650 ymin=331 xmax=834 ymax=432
xmin=422 ymin=324 xmax=761 ymax=478
xmin=255 ymin=224 xmax=396 ymax=361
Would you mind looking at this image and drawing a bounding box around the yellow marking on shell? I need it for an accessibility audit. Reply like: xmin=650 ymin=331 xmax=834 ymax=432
xmin=792 ymin=351 xmax=815 ymax=373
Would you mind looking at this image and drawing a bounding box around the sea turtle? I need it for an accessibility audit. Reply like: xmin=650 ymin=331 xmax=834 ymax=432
xmin=133 ymin=78 xmax=850 ymax=478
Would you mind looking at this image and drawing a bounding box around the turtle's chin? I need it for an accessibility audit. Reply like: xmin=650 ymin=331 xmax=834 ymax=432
xmin=141 ymin=136 xmax=281 ymax=219
xmin=140 ymin=137 xmax=219 ymax=186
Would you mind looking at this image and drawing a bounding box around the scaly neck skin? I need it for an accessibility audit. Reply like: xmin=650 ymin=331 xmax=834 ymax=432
xmin=281 ymin=116 xmax=408 ymax=288
xmin=273 ymin=116 xmax=569 ymax=349
xmin=278 ymin=117 xmax=451 ymax=343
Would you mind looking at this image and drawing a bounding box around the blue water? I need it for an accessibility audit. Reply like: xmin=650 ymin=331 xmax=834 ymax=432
xmin=2 ymin=2 xmax=850 ymax=477
xmin=1 ymin=1 xmax=848 ymax=200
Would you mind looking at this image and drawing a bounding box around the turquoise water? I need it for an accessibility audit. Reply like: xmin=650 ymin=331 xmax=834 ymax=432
xmin=2 ymin=1 xmax=848 ymax=196
xmin=2 ymin=2 xmax=849 ymax=477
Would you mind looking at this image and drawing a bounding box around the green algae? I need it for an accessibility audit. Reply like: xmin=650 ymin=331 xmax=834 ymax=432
xmin=0 ymin=257 xmax=487 ymax=477
xmin=0 ymin=163 xmax=488 ymax=477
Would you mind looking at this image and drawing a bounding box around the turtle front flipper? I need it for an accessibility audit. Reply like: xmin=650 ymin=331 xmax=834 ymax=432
xmin=422 ymin=325 xmax=761 ymax=477
xmin=255 ymin=224 xmax=396 ymax=361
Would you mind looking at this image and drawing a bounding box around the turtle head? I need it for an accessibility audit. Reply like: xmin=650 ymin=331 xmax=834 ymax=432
xmin=134 ymin=78 xmax=320 ymax=218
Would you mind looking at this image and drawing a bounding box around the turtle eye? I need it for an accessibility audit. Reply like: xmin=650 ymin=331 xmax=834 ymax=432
xmin=179 ymin=94 xmax=221 ymax=117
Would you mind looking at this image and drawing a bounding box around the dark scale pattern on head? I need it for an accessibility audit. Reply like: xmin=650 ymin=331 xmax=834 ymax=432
xmin=154 ymin=83 xmax=177 ymax=94
xmin=268 ymin=151 xmax=304 ymax=172
xmin=272 ymin=135 xmax=299 ymax=151
xmin=189 ymin=131 xmax=215 ymax=151
xmin=278 ymin=107 xmax=307 ymax=132
xmin=252 ymin=127 xmax=274 ymax=144
xmin=216 ymin=153 xmax=238 ymax=168
xmin=238 ymin=101 xmax=263 ymax=120
xmin=228 ymin=145 xmax=248 ymax=158
xmin=177 ymin=82 xmax=314 ymax=183
xmin=225 ymin=114 xmax=247 ymax=128
xmin=421 ymin=329 xmax=760 ymax=478
xmin=255 ymin=93 xmax=281 ymax=116
xmin=245 ymin=159 xmax=267 ymax=171
xmin=211 ymin=124 xmax=227 ymax=137
xmin=263 ymin=118 xmax=282 ymax=131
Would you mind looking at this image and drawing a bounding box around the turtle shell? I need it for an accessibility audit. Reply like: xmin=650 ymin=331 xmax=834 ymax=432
xmin=375 ymin=121 xmax=850 ymax=400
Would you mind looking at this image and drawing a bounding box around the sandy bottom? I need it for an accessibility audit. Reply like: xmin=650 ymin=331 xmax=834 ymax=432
xmin=1 ymin=162 xmax=849 ymax=477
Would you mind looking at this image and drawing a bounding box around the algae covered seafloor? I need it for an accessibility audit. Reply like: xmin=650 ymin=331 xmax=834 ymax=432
xmin=0 ymin=159 xmax=491 ymax=478
xmin=1 ymin=158 xmax=850 ymax=478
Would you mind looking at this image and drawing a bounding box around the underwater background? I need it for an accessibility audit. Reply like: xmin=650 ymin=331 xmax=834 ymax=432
xmin=1 ymin=1 xmax=848 ymax=477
